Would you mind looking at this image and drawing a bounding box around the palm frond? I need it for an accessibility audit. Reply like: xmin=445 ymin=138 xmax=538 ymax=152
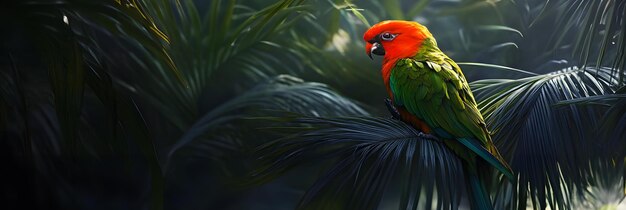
xmin=128 ymin=0 xmax=312 ymax=131
xmin=253 ymin=116 xmax=465 ymax=210
xmin=167 ymin=75 xmax=368 ymax=166
xmin=472 ymin=66 xmax=619 ymax=209
xmin=527 ymin=0 xmax=625 ymax=79
xmin=432 ymin=0 xmax=625 ymax=83
xmin=558 ymin=86 xmax=626 ymax=160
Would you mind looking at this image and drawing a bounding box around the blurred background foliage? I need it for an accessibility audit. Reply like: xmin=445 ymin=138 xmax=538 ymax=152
xmin=1 ymin=0 xmax=625 ymax=209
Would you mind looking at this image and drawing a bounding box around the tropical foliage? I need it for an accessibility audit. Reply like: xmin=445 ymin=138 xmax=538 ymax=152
xmin=1 ymin=0 xmax=624 ymax=210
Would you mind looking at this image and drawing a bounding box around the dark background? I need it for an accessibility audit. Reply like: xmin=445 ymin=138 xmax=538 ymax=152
xmin=1 ymin=0 xmax=625 ymax=209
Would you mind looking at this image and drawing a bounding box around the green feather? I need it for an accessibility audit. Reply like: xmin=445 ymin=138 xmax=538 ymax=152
xmin=416 ymin=61 xmax=424 ymax=69
xmin=416 ymin=86 xmax=428 ymax=100
xmin=387 ymin=36 xmax=513 ymax=181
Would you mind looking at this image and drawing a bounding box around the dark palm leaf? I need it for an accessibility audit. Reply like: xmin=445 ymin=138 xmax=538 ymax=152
xmin=472 ymin=66 xmax=619 ymax=209
xmin=591 ymin=94 xmax=626 ymax=158
xmin=253 ymin=116 xmax=466 ymax=210
xmin=167 ymin=75 xmax=368 ymax=166
xmin=558 ymin=88 xmax=626 ymax=207
xmin=2 ymin=1 xmax=177 ymax=209
xmin=116 ymin=1 xmax=380 ymax=170
xmin=559 ymin=94 xmax=626 ymax=156
xmin=529 ymin=0 xmax=625 ymax=78
xmin=433 ymin=0 xmax=625 ymax=84
xmin=128 ymin=0 xmax=312 ymax=131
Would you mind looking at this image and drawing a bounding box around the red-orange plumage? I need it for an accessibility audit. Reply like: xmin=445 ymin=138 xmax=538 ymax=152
xmin=363 ymin=21 xmax=432 ymax=96
xmin=398 ymin=107 xmax=432 ymax=133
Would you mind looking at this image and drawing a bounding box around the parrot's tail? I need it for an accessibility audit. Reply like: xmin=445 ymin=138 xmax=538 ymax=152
xmin=464 ymin=164 xmax=493 ymax=210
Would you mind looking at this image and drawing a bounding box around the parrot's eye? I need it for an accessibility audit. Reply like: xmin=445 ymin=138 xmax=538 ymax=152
xmin=380 ymin=32 xmax=396 ymax=41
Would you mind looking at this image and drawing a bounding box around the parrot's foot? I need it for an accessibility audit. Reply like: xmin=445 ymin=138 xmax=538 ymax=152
xmin=417 ymin=132 xmax=440 ymax=141
xmin=384 ymin=98 xmax=401 ymax=120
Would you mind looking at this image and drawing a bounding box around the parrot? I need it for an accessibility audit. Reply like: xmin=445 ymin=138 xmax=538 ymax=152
xmin=363 ymin=20 xmax=513 ymax=210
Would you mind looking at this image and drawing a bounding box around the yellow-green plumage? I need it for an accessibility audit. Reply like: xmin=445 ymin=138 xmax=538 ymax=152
xmin=388 ymin=36 xmax=513 ymax=210
xmin=389 ymin=37 xmax=512 ymax=179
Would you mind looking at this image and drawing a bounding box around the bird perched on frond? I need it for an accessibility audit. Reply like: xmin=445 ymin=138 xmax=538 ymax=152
xmin=363 ymin=20 xmax=513 ymax=210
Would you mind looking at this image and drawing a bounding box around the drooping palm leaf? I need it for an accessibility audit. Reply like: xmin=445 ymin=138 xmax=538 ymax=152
xmin=558 ymin=87 xmax=626 ymax=207
xmin=557 ymin=86 xmax=626 ymax=159
xmin=167 ymin=75 xmax=368 ymax=167
xmin=472 ymin=66 xmax=619 ymax=209
xmin=253 ymin=116 xmax=465 ymax=210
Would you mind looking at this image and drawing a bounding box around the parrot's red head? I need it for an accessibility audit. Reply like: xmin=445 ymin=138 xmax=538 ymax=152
xmin=364 ymin=20 xmax=433 ymax=95
xmin=363 ymin=20 xmax=432 ymax=61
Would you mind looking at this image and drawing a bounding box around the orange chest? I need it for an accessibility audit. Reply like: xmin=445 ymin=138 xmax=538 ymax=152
xmin=398 ymin=107 xmax=432 ymax=133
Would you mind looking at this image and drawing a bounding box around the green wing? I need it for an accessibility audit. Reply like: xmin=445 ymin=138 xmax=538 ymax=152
xmin=390 ymin=57 xmax=486 ymax=141
xmin=389 ymin=50 xmax=513 ymax=178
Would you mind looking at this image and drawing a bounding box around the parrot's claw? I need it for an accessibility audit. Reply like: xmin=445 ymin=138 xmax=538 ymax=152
xmin=417 ymin=132 xmax=440 ymax=141
xmin=384 ymin=98 xmax=401 ymax=120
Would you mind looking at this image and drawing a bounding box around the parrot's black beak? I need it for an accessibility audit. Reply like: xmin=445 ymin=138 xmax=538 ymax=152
xmin=370 ymin=42 xmax=385 ymax=57
xmin=366 ymin=37 xmax=385 ymax=60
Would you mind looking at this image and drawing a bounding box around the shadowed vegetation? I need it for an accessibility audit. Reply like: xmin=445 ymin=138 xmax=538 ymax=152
xmin=1 ymin=0 xmax=625 ymax=209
